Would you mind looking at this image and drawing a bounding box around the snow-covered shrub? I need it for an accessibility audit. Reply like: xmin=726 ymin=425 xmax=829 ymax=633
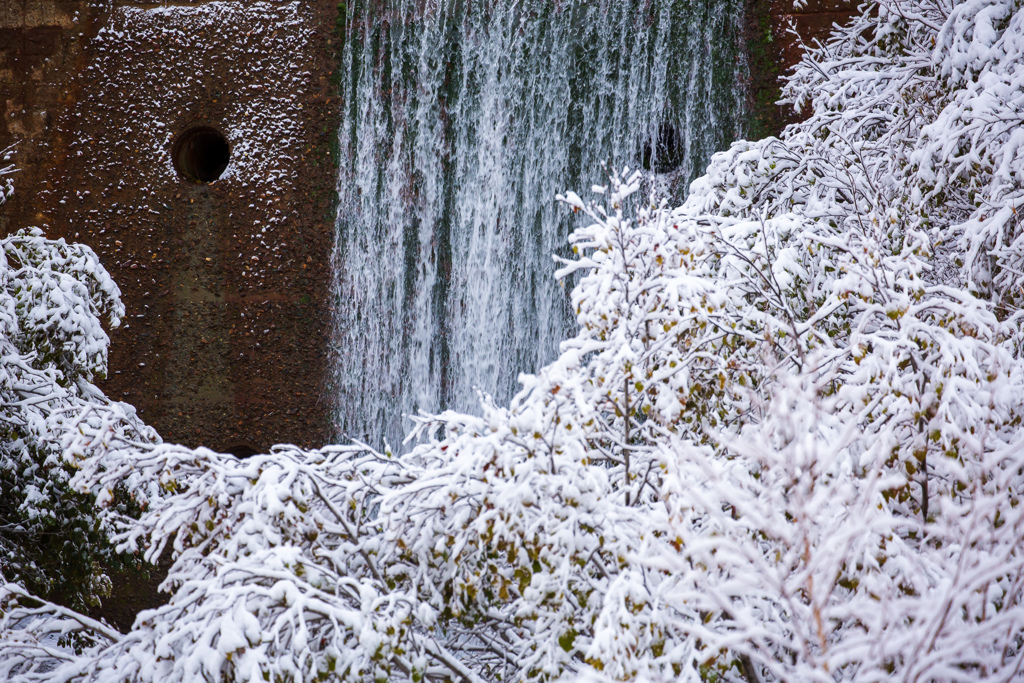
xmin=3 ymin=0 xmax=1024 ymax=681
xmin=2 ymin=438 xmax=426 ymax=682
xmin=0 ymin=228 xmax=149 ymax=611
xmin=0 ymin=147 xmax=13 ymax=205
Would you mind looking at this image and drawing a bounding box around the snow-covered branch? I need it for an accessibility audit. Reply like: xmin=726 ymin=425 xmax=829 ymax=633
xmin=3 ymin=0 xmax=1024 ymax=680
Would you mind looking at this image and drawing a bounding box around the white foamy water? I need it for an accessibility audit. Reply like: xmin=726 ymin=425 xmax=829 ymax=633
xmin=331 ymin=0 xmax=746 ymax=449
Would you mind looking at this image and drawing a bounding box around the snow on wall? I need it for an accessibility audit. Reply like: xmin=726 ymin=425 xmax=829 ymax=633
xmin=54 ymin=0 xmax=314 ymax=279
xmin=19 ymin=0 xmax=338 ymax=453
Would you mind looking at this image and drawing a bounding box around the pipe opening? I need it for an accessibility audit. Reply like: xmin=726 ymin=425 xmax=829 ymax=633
xmin=640 ymin=124 xmax=684 ymax=174
xmin=224 ymin=444 xmax=258 ymax=459
xmin=172 ymin=126 xmax=230 ymax=183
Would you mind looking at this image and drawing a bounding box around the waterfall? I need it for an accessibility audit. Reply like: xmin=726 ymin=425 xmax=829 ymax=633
xmin=331 ymin=0 xmax=746 ymax=450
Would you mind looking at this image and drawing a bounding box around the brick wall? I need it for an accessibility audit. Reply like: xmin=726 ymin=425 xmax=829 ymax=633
xmin=0 ymin=0 xmax=100 ymax=230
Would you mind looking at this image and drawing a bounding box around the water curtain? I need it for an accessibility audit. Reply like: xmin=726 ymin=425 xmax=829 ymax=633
xmin=332 ymin=0 xmax=746 ymax=448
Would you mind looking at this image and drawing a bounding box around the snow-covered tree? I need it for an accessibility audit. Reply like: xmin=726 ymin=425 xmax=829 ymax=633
xmin=3 ymin=0 xmax=1024 ymax=681
xmin=0 ymin=226 xmax=150 ymax=612
xmin=0 ymin=146 xmax=14 ymax=205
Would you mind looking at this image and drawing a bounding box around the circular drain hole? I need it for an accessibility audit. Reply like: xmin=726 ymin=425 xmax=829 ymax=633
xmin=172 ymin=126 xmax=230 ymax=183
xmin=224 ymin=444 xmax=258 ymax=458
xmin=640 ymin=123 xmax=684 ymax=174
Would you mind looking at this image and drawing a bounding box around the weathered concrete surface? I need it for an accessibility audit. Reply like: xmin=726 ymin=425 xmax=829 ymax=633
xmin=0 ymin=0 xmax=97 ymax=223
xmin=744 ymin=0 xmax=857 ymax=136
xmin=1 ymin=0 xmax=340 ymax=454
xmin=775 ymin=0 xmax=858 ymax=71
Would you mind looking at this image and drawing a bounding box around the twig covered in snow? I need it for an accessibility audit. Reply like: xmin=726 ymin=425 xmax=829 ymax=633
xmin=3 ymin=0 xmax=1024 ymax=681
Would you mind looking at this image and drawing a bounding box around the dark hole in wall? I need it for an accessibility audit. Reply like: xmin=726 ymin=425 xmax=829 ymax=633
xmin=640 ymin=123 xmax=684 ymax=174
xmin=172 ymin=126 xmax=230 ymax=183
xmin=224 ymin=444 xmax=259 ymax=458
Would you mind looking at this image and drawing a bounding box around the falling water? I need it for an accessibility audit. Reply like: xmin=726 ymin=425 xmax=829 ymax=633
xmin=331 ymin=0 xmax=747 ymax=449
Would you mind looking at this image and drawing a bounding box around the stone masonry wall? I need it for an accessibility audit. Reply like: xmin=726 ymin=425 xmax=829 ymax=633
xmin=774 ymin=0 xmax=858 ymax=72
xmin=1 ymin=0 xmax=340 ymax=454
xmin=745 ymin=0 xmax=857 ymax=136
xmin=1 ymin=0 xmax=100 ymax=224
